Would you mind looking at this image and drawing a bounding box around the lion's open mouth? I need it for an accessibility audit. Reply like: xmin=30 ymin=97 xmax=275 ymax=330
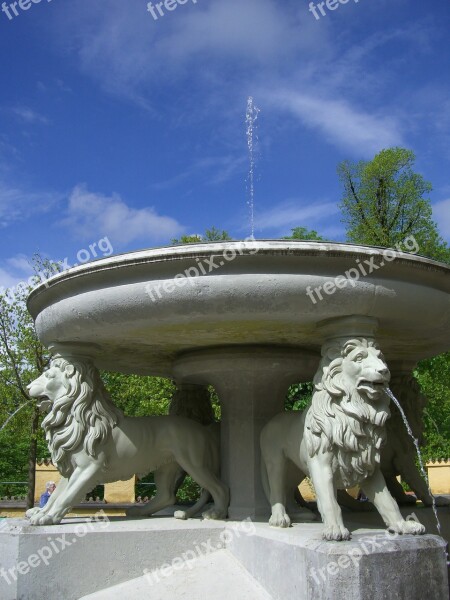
xmin=357 ymin=379 xmax=387 ymax=395
xmin=36 ymin=396 xmax=52 ymax=412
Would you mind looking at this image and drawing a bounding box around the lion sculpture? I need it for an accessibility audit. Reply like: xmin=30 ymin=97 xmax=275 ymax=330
xmin=260 ymin=337 xmax=426 ymax=541
xmin=26 ymin=356 xmax=229 ymax=526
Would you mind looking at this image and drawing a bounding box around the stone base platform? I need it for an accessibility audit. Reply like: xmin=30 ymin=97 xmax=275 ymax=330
xmin=0 ymin=509 xmax=448 ymax=600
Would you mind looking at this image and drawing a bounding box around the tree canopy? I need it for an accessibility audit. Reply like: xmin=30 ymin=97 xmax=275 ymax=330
xmin=415 ymin=353 xmax=450 ymax=462
xmin=171 ymin=226 xmax=231 ymax=245
xmin=338 ymin=147 xmax=449 ymax=262
xmin=0 ymin=258 xmax=54 ymax=503
xmin=283 ymin=227 xmax=325 ymax=241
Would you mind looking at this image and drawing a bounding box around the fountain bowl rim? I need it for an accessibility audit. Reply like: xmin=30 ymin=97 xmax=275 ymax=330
xmin=27 ymin=238 xmax=449 ymax=310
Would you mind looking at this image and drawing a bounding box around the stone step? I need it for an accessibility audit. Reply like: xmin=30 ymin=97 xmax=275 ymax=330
xmin=78 ymin=549 xmax=273 ymax=600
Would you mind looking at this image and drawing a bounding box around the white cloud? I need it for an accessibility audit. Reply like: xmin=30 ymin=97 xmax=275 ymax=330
xmin=56 ymin=2 xmax=450 ymax=172
xmin=51 ymin=2 xmax=432 ymax=171
xmin=151 ymin=155 xmax=246 ymax=190
xmin=265 ymin=90 xmax=404 ymax=156
xmin=254 ymin=199 xmax=342 ymax=237
xmin=54 ymin=0 xmax=327 ymax=104
xmin=0 ymin=267 xmax=24 ymax=292
xmin=154 ymin=0 xmax=307 ymax=65
xmin=63 ymin=185 xmax=184 ymax=246
xmin=52 ymin=0 xmax=409 ymax=159
xmin=11 ymin=106 xmax=48 ymax=125
xmin=5 ymin=254 xmax=33 ymax=275
xmin=433 ymin=199 xmax=450 ymax=240
xmin=0 ymin=182 xmax=61 ymax=228
xmin=0 ymin=255 xmax=36 ymax=296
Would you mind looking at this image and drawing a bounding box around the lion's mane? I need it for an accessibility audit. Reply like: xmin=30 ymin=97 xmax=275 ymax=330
xmin=305 ymin=338 xmax=390 ymax=488
xmin=42 ymin=356 xmax=123 ymax=477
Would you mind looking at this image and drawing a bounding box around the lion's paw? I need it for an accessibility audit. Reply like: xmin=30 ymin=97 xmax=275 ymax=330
xmin=174 ymin=510 xmax=188 ymax=520
xmin=29 ymin=513 xmax=60 ymax=526
xmin=25 ymin=507 xmax=41 ymax=519
xmin=322 ymin=524 xmax=351 ymax=541
xmin=389 ymin=520 xmax=425 ymax=535
xmin=269 ymin=505 xmax=291 ymax=528
xmin=202 ymin=507 xmax=227 ymax=521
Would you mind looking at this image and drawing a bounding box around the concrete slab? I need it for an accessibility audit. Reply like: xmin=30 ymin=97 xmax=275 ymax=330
xmin=0 ymin=516 xmax=224 ymax=600
xmin=227 ymin=522 xmax=448 ymax=600
xmin=79 ymin=549 xmax=273 ymax=600
xmin=1 ymin=509 xmax=448 ymax=600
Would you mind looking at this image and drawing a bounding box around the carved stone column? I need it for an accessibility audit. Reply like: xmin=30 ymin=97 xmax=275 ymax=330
xmin=173 ymin=346 xmax=319 ymax=520
xmin=169 ymin=383 xmax=215 ymax=425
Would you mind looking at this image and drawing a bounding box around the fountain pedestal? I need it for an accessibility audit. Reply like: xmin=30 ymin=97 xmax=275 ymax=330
xmin=174 ymin=346 xmax=319 ymax=519
xmin=1 ymin=515 xmax=448 ymax=600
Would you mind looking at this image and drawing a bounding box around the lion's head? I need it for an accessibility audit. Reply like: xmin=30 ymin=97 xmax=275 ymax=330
xmin=305 ymin=338 xmax=391 ymax=487
xmin=28 ymin=356 xmax=123 ymax=477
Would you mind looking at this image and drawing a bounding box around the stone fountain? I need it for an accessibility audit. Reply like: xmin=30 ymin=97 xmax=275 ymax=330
xmin=1 ymin=240 xmax=449 ymax=599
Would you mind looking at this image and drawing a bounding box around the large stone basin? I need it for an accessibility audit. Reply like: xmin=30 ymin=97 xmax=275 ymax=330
xmin=28 ymin=240 xmax=449 ymax=372
xmin=27 ymin=240 xmax=450 ymax=518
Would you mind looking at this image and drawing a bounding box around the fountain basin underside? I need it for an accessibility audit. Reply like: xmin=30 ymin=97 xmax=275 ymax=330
xmin=27 ymin=241 xmax=450 ymax=376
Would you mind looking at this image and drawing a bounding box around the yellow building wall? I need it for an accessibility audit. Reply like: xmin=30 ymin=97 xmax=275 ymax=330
xmin=35 ymin=461 xmax=136 ymax=503
xmin=427 ymin=461 xmax=450 ymax=495
xmin=104 ymin=477 xmax=136 ymax=503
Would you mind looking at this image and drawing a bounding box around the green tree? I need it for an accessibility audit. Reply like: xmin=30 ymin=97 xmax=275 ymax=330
xmin=172 ymin=227 xmax=231 ymax=245
xmin=0 ymin=257 xmax=57 ymax=505
xmin=171 ymin=234 xmax=203 ymax=245
xmin=285 ymin=383 xmax=314 ymax=412
xmin=283 ymin=227 xmax=325 ymax=241
xmin=101 ymin=372 xmax=175 ymax=417
xmin=415 ymin=353 xmax=450 ymax=462
xmin=204 ymin=227 xmax=232 ymax=241
xmin=338 ymin=147 xmax=449 ymax=262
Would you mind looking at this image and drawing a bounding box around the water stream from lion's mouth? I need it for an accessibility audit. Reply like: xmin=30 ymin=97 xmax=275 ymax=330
xmin=386 ymin=389 xmax=446 ymax=558
xmin=0 ymin=400 xmax=33 ymax=434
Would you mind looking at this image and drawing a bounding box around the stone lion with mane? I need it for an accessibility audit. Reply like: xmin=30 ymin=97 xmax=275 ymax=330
xmin=260 ymin=337 xmax=426 ymax=541
xmin=26 ymin=355 xmax=229 ymax=526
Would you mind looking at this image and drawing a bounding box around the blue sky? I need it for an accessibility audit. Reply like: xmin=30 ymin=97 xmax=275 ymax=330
xmin=0 ymin=0 xmax=449 ymax=289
